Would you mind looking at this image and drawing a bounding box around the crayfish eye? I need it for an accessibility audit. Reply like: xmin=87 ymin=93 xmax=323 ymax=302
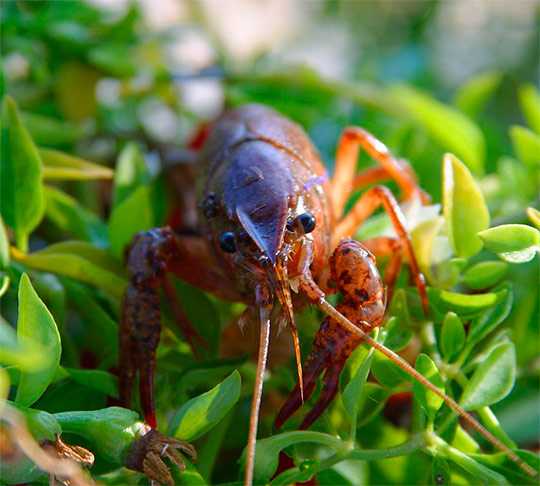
xmin=219 ymin=232 xmax=236 ymax=253
xmin=297 ymin=212 xmax=316 ymax=233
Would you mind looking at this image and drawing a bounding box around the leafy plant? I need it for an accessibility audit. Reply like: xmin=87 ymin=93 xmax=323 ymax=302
xmin=1 ymin=1 xmax=539 ymax=485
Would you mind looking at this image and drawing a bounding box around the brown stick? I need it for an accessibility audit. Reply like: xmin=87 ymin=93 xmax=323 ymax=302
xmin=316 ymin=298 xmax=538 ymax=479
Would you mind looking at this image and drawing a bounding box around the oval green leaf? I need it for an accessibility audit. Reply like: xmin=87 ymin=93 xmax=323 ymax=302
xmin=15 ymin=274 xmax=61 ymax=406
xmin=169 ymin=370 xmax=241 ymax=442
xmin=1 ymin=96 xmax=44 ymax=251
xmin=518 ymin=84 xmax=540 ymax=134
xmin=413 ymin=354 xmax=445 ymax=422
xmin=478 ymin=224 xmax=540 ymax=263
xmin=440 ymin=312 xmax=465 ymax=361
xmin=427 ymin=288 xmax=498 ymax=318
xmin=510 ymin=126 xmax=540 ymax=168
xmin=462 ymin=261 xmax=508 ymax=290
xmin=443 ymin=154 xmax=490 ymax=258
xmin=460 ymin=342 xmax=516 ymax=411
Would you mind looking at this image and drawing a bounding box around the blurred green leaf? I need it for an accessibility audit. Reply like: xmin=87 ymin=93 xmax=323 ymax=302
xmin=169 ymin=370 xmax=241 ymax=442
xmin=478 ymin=224 xmax=540 ymax=263
xmin=108 ymin=185 xmax=154 ymax=258
xmin=55 ymin=62 xmax=99 ymax=121
xmin=470 ymin=450 xmax=540 ymax=485
xmin=390 ymin=86 xmax=485 ymax=173
xmin=0 ymin=318 xmax=46 ymax=371
xmin=40 ymin=148 xmax=113 ymax=180
xmin=510 ymin=126 xmax=540 ymax=168
xmin=0 ymin=96 xmax=44 ymax=251
xmin=527 ymin=207 xmax=540 ymax=229
xmin=460 ymin=342 xmax=516 ymax=410
xmin=462 ymin=261 xmax=508 ymax=290
xmin=15 ymin=274 xmax=61 ymax=406
xmin=12 ymin=241 xmax=127 ymax=299
xmin=112 ymin=142 xmax=150 ymax=207
xmin=454 ymin=71 xmax=502 ymax=118
xmin=21 ymin=112 xmax=87 ymax=146
xmin=88 ymin=44 xmax=137 ymax=77
xmin=431 ymin=456 xmax=451 ymax=486
xmin=518 ymin=84 xmax=540 ymax=134
xmin=44 ymin=186 xmax=108 ymax=245
xmin=440 ymin=312 xmax=465 ymax=361
xmin=59 ymin=367 xmax=118 ymax=397
xmin=0 ymin=215 xmax=9 ymax=269
xmin=413 ymin=354 xmax=444 ymax=422
xmin=443 ymin=153 xmax=490 ymax=258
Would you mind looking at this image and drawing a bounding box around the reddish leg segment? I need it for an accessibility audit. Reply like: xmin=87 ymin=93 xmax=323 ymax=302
xmin=331 ymin=127 xmax=427 ymax=219
xmin=275 ymin=239 xmax=386 ymax=430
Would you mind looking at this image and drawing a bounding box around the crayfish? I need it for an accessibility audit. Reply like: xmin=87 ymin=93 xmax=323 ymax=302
xmin=119 ymin=104 xmax=534 ymax=484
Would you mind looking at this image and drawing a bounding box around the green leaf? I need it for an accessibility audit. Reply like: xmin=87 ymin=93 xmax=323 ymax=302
xmin=248 ymin=430 xmax=344 ymax=482
xmin=44 ymin=186 xmax=108 ymax=246
xmin=427 ymin=288 xmax=499 ymax=319
xmin=390 ymin=86 xmax=485 ymax=173
xmin=354 ymin=382 xmax=391 ymax=427
xmin=21 ymin=111 xmax=87 ymax=146
xmin=1 ymin=96 xmax=45 ymax=251
xmin=411 ymin=217 xmax=445 ymax=284
xmin=510 ymin=126 xmax=540 ymax=167
xmin=0 ymin=318 xmax=46 ymax=371
xmin=440 ymin=312 xmax=465 ymax=361
xmin=443 ymin=153 xmax=490 ymax=258
xmin=371 ymin=353 xmax=409 ymax=388
xmin=460 ymin=342 xmax=516 ymax=410
xmin=478 ymin=224 xmax=540 ymax=263
xmin=518 ymin=84 xmax=540 ymax=134
xmin=342 ymin=348 xmax=375 ymax=430
xmin=15 ymin=274 xmax=61 ymax=406
xmin=169 ymin=370 xmax=241 ymax=442
xmin=527 ymin=207 xmax=540 ymax=229
xmin=413 ymin=354 xmax=444 ymax=422
xmin=470 ymin=450 xmax=540 ymax=485
xmin=40 ymin=148 xmax=113 ymax=180
xmin=462 ymin=261 xmax=508 ymax=290
xmin=112 ymin=142 xmax=150 ymax=207
xmin=61 ymin=367 xmax=118 ymax=397
xmin=384 ymin=316 xmax=413 ymax=352
xmin=467 ymin=284 xmax=513 ymax=349
xmin=12 ymin=241 xmax=127 ymax=299
xmin=0 ymin=215 xmax=9 ymax=269
xmin=108 ymin=185 xmax=154 ymax=257
xmin=431 ymin=456 xmax=451 ymax=486
xmin=0 ymin=368 xmax=8 ymax=401
xmin=454 ymin=71 xmax=502 ymax=118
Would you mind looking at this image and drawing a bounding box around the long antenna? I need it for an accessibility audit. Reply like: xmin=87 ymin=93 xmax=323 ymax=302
xmin=317 ymin=298 xmax=537 ymax=478
xmin=244 ymin=306 xmax=271 ymax=486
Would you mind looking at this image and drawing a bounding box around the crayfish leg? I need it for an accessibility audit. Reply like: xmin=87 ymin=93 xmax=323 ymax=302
xmin=275 ymin=239 xmax=386 ymax=430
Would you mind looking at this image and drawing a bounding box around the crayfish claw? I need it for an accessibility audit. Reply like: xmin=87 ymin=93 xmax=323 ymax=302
xmin=126 ymin=429 xmax=196 ymax=486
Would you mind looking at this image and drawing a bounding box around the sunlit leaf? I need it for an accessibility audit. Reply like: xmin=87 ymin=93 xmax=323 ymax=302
xmin=0 ymin=215 xmax=9 ymax=269
xmin=0 ymin=319 xmax=46 ymax=371
xmin=12 ymin=241 xmax=127 ymax=299
xmin=460 ymin=342 xmax=516 ymax=410
xmin=462 ymin=261 xmax=508 ymax=290
xmin=427 ymin=288 xmax=499 ymax=319
xmin=510 ymin=126 xmax=540 ymax=168
xmin=518 ymin=84 xmax=540 ymax=134
xmin=0 ymin=96 xmax=44 ymax=251
xmin=454 ymin=71 xmax=502 ymax=118
xmin=413 ymin=354 xmax=444 ymax=422
xmin=40 ymin=148 xmax=113 ymax=180
xmin=44 ymin=186 xmax=108 ymax=246
xmin=478 ymin=224 xmax=540 ymax=263
xmin=112 ymin=142 xmax=150 ymax=207
xmin=440 ymin=312 xmax=465 ymax=361
xmin=15 ymin=274 xmax=61 ymax=406
xmin=411 ymin=217 xmax=445 ymax=284
xmin=108 ymin=185 xmax=154 ymax=258
xmin=169 ymin=370 xmax=241 ymax=442
xmin=527 ymin=207 xmax=540 ymax=229
xmin=443 ymin=154 xmax=490 ymax=258
xmin=390 ymin=86 xmax=485 ymax=173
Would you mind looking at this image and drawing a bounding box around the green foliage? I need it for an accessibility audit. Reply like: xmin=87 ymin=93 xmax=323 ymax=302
xmin=0 ymin=1 xmax=538 ymax=484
